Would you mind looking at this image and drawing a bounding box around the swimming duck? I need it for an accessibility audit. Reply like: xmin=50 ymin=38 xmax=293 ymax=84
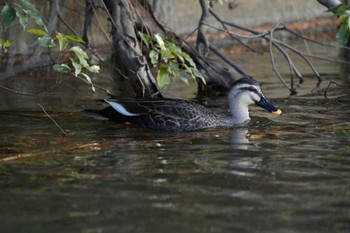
xmin=85 ymin=77 xmax=282 ymax=131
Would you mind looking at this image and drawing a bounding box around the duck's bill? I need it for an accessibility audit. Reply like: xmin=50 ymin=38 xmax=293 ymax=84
xmin=271 ymin=109 xmax=282 ymax=115
xmin=256 ymin=97 xmax=282 ymax=115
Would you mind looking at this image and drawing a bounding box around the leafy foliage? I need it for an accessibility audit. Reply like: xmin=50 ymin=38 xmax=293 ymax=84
xmin=1 ymin=4 xmax=16 ymax=30
xmin=138 ymin=32 xmax=205 ymax=88
xmin=0 ymin=39 xmax=11 ymax=53
xmin=0 ymin=0 xmax=99 ymax=92
xmin=1 ymin=0 xmax=46 ymax=31
xmin=329 ymin=3 xmax=350 ymax=47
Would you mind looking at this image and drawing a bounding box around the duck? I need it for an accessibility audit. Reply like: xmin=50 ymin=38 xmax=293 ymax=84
xmin=85 ymin=76 xmax=282 ymax=131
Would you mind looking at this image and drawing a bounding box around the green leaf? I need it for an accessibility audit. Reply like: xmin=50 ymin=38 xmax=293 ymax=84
xmin=154 ymin=34 xmax=166 ymax=51
xmin=26 ymin=8 xmax=46 ymax=29
xmin=15 ymin=0 xmax=35 ymax=9
xmin=65 ymin=35 xmax=84 ymax=43
xmin=169 ymin=60 xmax=179 ymax=70
xmin=157 ymin=65 xmax=170 ymax=88
xmin=80 ymin=72 xmax=95 ymax=92
xmin=56 ymin=33 xmax=64 ymax=41
xmin=70 ymin=57 xmax=82 ymax=77
xmin=15 ymin=8 xmax=28 ymax=29
xmin=52 ymin=63 xmax=71 ymax=73
xmin=336 ymin=20 xmax=350 ymax=47
xmin=160 ymin=48 xmax=174 ymax=60
xmin=192 ymin=68 xmax=206 ymax=84
xmin=138 ymin=31 xmax=151 ymax=47
xmin=178 ymin=72 xmax=189 ymax=85
xmin=84 ymin=64 xmax=100 ymax=73
xmin=165 ymin=40 xmax=181 ymax=55
xmin=56 ymin=33 xmax=69 ymax=50
xmin=70 ymin=46 xmax=89 ymax=67
xmin=179 ymin=52 xmax=196 ymax=67
xmin=58 ymin=37 xmax=68 ymax=51
xmin=181 ymin=62 xmax=192 ymax=73
xmin=177 ymin=54 xmax=184 ymax=65
xmin=27 ymin=28 xmax=47 ymax=36
xmin=15 ymin=1 xmax=47 ymax=30
xmin=0 ymin=39 xmax=11 ymax=53
xmin=170 ymin=66 xmax=179 ymax=78
xmin=35 ymin=36 xmax=55 ymax=47
xmin=339 ymin=14 xmax=348 ymax=24
xmin=149 ymin=49 xmax=159 ymax=64
xmin=0 ymin=39 xmax=11 ymax=47
xmin=1 ymin=4 xmax=16 ymax=30
xmin=329 ymin=4 xmax=350 ymax=16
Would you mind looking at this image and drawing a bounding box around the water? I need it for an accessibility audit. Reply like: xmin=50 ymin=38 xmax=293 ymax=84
xmin=0 ymin=45 xmax=350 ymax=233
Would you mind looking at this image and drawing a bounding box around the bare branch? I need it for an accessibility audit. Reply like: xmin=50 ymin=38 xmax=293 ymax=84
xmin=209 ymin=45 xmax=247 ymax=75
xmin=208 ymin=8 xmax=264 ymax=54
xmin=47 ymin=0 xmax=59 ymax=35
xmin=317 ymin=0 xmax=342 ymax=9
xmin=270 ymin=32 xmax=321 ymax=84
xmin=323 ymin=80 xmax=348 ymax=98
xmin=38 ymin=104 xmax=68 ymax=136
xmin=203 ymin=23 xmax=265 ymax=54
xmin=197 ymin=0 xmax=210 ymax=56
xmin=268 ymin=29 xmax=295 ymax=94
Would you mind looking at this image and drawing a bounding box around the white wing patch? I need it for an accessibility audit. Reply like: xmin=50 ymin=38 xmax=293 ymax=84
xmin=105 ymin=100 xmax=140 ymax=116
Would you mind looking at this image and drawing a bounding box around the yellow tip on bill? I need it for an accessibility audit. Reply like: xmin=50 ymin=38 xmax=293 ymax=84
xmin=272 ymin=109 xmax=282 ymax=115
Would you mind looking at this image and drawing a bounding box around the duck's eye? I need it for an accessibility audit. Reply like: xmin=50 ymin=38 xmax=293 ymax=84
xmin=248 ymin=87 xmax=256 ymax=92
xmin=239 ymin=86 xmax=259 ymax=94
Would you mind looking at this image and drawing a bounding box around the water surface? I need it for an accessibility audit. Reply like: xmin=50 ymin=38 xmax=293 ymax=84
xmin=0 ymin=44 xmax=350 ymax=233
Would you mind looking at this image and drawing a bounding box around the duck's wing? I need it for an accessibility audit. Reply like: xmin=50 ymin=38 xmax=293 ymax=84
xmin=105 ymin=99 xmax=220 ymax=131
xmin=106 ymin=98 xmax=212 ymax=118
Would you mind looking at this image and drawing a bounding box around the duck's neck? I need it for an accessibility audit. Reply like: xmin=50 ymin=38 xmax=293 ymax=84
xmin=228 ymin=92 xmax=251 ymax=125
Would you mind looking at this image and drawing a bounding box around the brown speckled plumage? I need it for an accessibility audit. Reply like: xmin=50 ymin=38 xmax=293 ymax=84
xmin=85 ymin=77 xmax=281 ymax=131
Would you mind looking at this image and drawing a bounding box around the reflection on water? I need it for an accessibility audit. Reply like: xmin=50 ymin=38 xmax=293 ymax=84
xmin=1 ymin=47 xmax=350 ymax=233
xmin=230 ymin=127 xmax=250 ymax=150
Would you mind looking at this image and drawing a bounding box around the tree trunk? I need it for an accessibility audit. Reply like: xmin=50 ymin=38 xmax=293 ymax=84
xmin=105 ymin=0 xmax=160 ymax=97
xmin=104 ymin=0 xmax=239 ymax=96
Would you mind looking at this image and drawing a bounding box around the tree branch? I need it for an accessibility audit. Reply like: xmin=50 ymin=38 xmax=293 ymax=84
xmin=208 ymin=45 xmax=246 ymax=75
xmin=204 ymin=6 xmax=331 ymax=92
xmin=317 ymin=0 xmax=342 ymax=9
xmin=197 ymin=0 xmax=210 ymax=56
xmin=105 ymin=0 xmax=161 ymax=97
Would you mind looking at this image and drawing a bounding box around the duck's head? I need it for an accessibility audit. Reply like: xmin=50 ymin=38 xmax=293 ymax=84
xmin=228 ymin=77 xmax=282 ymax=123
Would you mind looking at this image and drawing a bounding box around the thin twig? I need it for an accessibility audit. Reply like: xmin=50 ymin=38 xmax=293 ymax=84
xmin=75 ymin=74 xmax=112 ymax=94
xmin=184 ymin=26 xmax=199 ymax=41
xmin=323 ymin=80 xmax=348 ymax=98
xmin=55 ymin=2 xmax=130 ymax=81
xmin=37 ymin=104 xmax=68 ymax=136
xmin=303 ymin=52 xmax=350 ymax=65
xmin=272 ymin=39 xmax=304 ymax=83
xmin=209 ymin=45 xmax=247 ymax=75
xmin=268 ymin=29 xmax=295 ymax=93
xmin=203 ymin=23 xmax=264 ymax=54
xmin=0 ymin=84 xmax=37 ymax=96
xmin=273 ymin=38 xmax=321 ymax=82
xmin=208 ymin=9 xmax=265 ymax=54
xmin=205 ymin=11 xmax=327 ymax=86
xmin=203 ymin=22 xmax=269 ymax=39
xmin=91 ymin=2 xmax=114 ymax=46
xmin=0 ymin=75 xmax=71 ymax=96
